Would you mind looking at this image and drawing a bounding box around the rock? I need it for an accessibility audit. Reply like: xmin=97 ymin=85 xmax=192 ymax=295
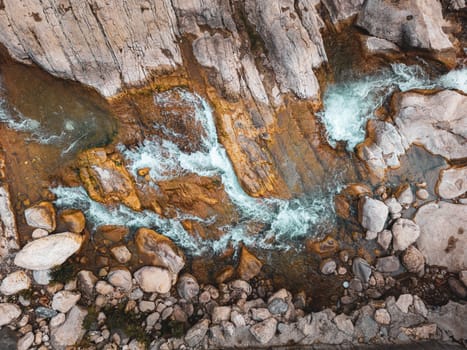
xmin=394 ymin=91 xmax=467 ymax=160
xmin=33 ymin=270 xmax=52 ymax=285
xmin=177 ymin=274 xmax=199 ymax=301
xmin=24 ymin=202 xmax=56 ymax=232
xmin=415 ymin=202 xmax=467 ymax=271
xmin=376 ymin=256 xmax=400 ymax=273
xmin=59 ymin=209 xmax=85 ymax=233
xmin=229 ymin=279 xmax=252 ymax=296
xmin=134 ymin=266 xmax=171 ymax=293
xmin=17 ymin=331 xmax=34 ymax=350
xmin=392 ymin=218 xmax=420 ymax=251
xmin=374 ymin=308 xmax=391 ymax=325
xmin=413 ymin=295 xmax=428 ymax=317
xmin=95 ymin=281 xmax=114 ymax=295
xmin=402 ymin=245 xmax=425 ymax=274
xmin=35 ymin=306 xmax=58 ymax=318
xmin=428 ymin=301 xmax=467 ymax=342
xmin=77 ymin=270 xmax=98 ymax=298
xmin=365 ymin=230 xmax=377 ymax=240
xmin=230 ymin=310 xmax=246 ymax=327
xmin=96 ymin=225 xmax=128 ymax=242
xmin=349 ymin=278 xmax=363 ymax=292
xmin=320 ymin=259 xmax=337 ymax=275
xmin=355 ymin=306 xmax=379 ymax=342
xmin=185 ymin=319 xmax=210 ymax=347
xmin=0 ymin=303 xmax=21 ymax=326
xmin=359 ymin=197 xmax=388 ymax=232
xmin=377 ymin=229 xmax=392 ymax=250
xmin=50 ymin=313 xmax=66 ymax=328
xmin=237 ymin=246 xmax=262 ymax=281
xmin=416 ymin=189 xmax=429 ymax=200
xmin=135 ymin=228 xmax=184 ymax=280
xmin=365 ymin=36 xmax=400 ymax=53
xmin=460 ymin=271 xmax=467 ymax=287
xmin=448 ymin=277 xmax=467 ymax=298
xmin=14 ymin=232 xmax=83 ymax=270
xmin=303 ymin=309 xmax=351 ymax=344
xmin=333 ymin=314 xmax=354 ymax=336
xmin=31 ymin=229 xmax=48 ymax=239
xmin=50 ymin=306 xmax=87 ymax=349
xmin=352 ymin=257 xmax=372 ymax=283
xmin=212 ymin=306 xmax=231 ymax=324
xmin=250 ymin=317 xmax=277 ymax=344
xmin=396 ymin=294 xmax=413 ymax=313
xmin=401 ymin=323 xmax=437 ymax=340
xmin=437 ymin=166 xmax=467 ymax=199
xmin=384 ymin=197 xmax=402 ymax=215
xmin=51 ymin=291 xmax=81 ymax=313
xmin=268 ymin=298 xmax=288 ymax=315
xmin=356 ymin=0 xmax=453 ymax=51
xmin=396 ymin=185 xmax=414 ymax=208
xmin=110 ymin=245 xmax=132 ymax=264
xmin=0 ymin=271 xmax=31 ymax=295
xmin=107 ymin=268 xmax=133 ymax=292
xmin=139 ymin=301 xmax=155 ymax=312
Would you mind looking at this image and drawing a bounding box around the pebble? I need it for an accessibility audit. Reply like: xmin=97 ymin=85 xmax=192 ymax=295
xmin=416 ymin=189 xmax=429 ymax=200
xmin=396 ymin=294 xmax=413 ymax=313
xmin=320 ymin=259 xmax=337 ymax=275
xmin=376 ymin=256 xmax=401 ymax=273
xmin=374 ymin=308 xmax=391 ymax=325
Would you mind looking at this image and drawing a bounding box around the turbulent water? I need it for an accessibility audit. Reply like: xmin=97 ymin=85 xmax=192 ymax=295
xmin=319 ymin=64 xmax=467 ymax=150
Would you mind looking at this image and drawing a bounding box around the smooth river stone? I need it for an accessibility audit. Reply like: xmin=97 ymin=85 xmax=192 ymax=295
xmin=14 ymin=232 xmax=83 ymax=270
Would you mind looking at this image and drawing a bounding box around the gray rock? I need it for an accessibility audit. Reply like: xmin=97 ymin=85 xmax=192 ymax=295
xmin=376 ymin=256 xmax=400 ymax=273
xmin=0 ymin=328 xmax=17 ymax=350
xmin=428 ymin=301 xmax=467 ymax=342
xmin=268 ymin=298 xmax=289 ymax=315
xmin=392 ymin=218 xmax=420 ymax=251
xmin=448 ymin=277 xmax=467 ymax=298
xmin=359 ymin=197 xmax=388 ymax=232
xmin=0 ymin=303 xmax=21 ymax=326
xmin=413 ymin=295 xmax=428 ymax=318
xmin=77 ymin=270 xmax=98 ymax=298
xmin=374 ymin=308 xmax=391 ymax=325
xmin=50 ymin=306 xmax=87 ymax=349
xmin=333 ymin=313 xmax=354 ymax=336
xmin=322 ymin=0 xmax=364 ymax=23
xmin=437 ymin=166 xmax=467 ymax=199
xmin=352 ymin=257 xmax=372 ymax=283
xmin=212 ymin=306 xmax=231 ymax=324
xmin=134 ymin=266 xmax=171 ymax=294
xmin=365 ymin=36 xmax=400 ymax=53
xmin=396 ymin=294 xmax=413 ymax=313
xmin=51 ymin=291 xmax=81 ymax=313
xmin=355 ymin=306 xmax=379 ymax=342
xmin=33 ymin=270 xmax=52 ymax=285
xmin=384 ymin=197 xmax=403 ymax=215
xmin=177 ymin=273 xmax=199 ymax=301
xmin=229 ymin=279 xmax=252 ymax=296
xmin=185 ymin=319 xmax=210 ymax=347
xmin=377 ymin=229 xmax=392 ymax=250
xmin=252 ymin=308 xmax=272 ymax=321
xmin=302 ymin=309 xmax=351 ymax=344
xmin=460 ymin=271 xmax=467 ymax=287
xmin=249 ymin=317 xmax=277 ymax=344
xmin=107 ymin=268 xmax=132 ymax=292
xmin=0 ymin=270 xmax=31 ymax=295
xmin=17 ymin=331 xmax=34 ymax=350
xmin=402 ymin=245 xmax=425 ymax=274
xmin=110 ymin=245 xmax=131 ymax=264
xmin=35 ymin=306 xmax=58 ymax=319
xmin=24 ymin=202 xmax=56 ymax=232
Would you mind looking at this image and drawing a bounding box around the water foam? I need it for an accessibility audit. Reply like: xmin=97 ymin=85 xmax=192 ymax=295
xmin=319 ymin=64 xmax=467 ymax=150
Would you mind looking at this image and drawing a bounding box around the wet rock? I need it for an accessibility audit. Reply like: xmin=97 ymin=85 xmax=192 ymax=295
xmin=392 ymin=218 xmax=420 ymax=251
xmin=59 ymin=209 xmax=85 ymax=233
xmin=51 ymin=291 xmax=81 ymax=313
xmin=0 ymin=270 xmax=31 ymax=295
xmin=396 ymin=294 xmax=413 ymax=313
xmin=77 ymin=270 xmax=98 ymax=299
xmin=428 ymin=301 xmax=467 ymax=342
xmin=96 ymin=225 xmax=128 ymax=243
xmin=320 ymin=259 xmax=337 ymax=275
xmin=212 ymin=306 xmax=231 ymax=324
xmin=237 ymin=246 xmax=262 ymax=281
xmin=306 ymin=236 xmax=339 ymax=257
xmin=110 ymin=245 xmax=132 ymax=264
xmin=134 ymin=266 xmax=171 ymax=294
xmin=177 ymin=274 xmax=199 ymax=301
xmin=185 ymin=319 xmax=209 ymax=347
xmin=374 ymin=308 xmax=391 ymax=325
xmin=402 ymin=245 xmax=425 ymax=274
xmin=0 ymin=303 xmax=21 ymax=326
xmin=333 ymin=314 xmax=354 ymax=336
xmin=216 ymin=266 xmax=235 ymax=284
xmin=135 ymin=228 xmax=185 ymax=280
xmin=14 ymin=232 xmax=83 ymax=270
xmin=250 ymin=317 xmax=277 ymax=344
xmin=437 ymin=166 xmax=467 ymax=199
xmin=415 ymin=202 xmax=467 ymax=271
xmin=396 ymin=185 xmax=414 ymax=208
xmin=377 ymin=229 xmax=392 ymax=250
xmin=448 ymin=277 xmax=467 ymax=298
xmin=17 ymin=332 xmax=34 ymax=350
xmin=376 ymin=256 xmax=400 ymax=273
xmin=107 ymin=268 xmax=132 ymax=292
xmin=24 ymin=201 xmax=56 ymax=232
xmin=352 ymin=257 xmax=372 ymax=283
xmin=359 ymin=197 xmax=388 ymax=232
xmin=50 ymin=306 xmax=87 ymax=349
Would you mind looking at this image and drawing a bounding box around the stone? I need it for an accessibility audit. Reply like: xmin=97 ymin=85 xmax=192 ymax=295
xmin=392 ymin=218 xmax=420 ymax=251
xmin=428 ymin=301 xmax=467 ymax=342
xmin=95 ymin=281 xmax=114 ymax=295
xmin=376 ymin=256 xmax=400 ymax=273
xmin=0 ymin=271 xmax=31 ymax=295
xmin=50 ymin=313 xmax=66 ymax=328
xmin=460 ymin=271 xmax=467 ymax=287
xmin=322 ymin=0 xmax=364 ymax=23
xmin=415 ymin=202 xmax=467 ymax=271
xmin=396 ymin=294 xmax=413 ymax=313
xmin=77 ymin=270 xmax=98 ymax=298
xmin=32 ymin=229 xmax=48 ymax=239
xmin=14 ymin=232 xmax=83 ymax=270
xmin=365 ymin=230 xmax=377 ymax=240
xmin=33 ymin=270 xmax=52 ymax=285
xmin=229 ymin=279 xmax=252 ymax=296
xmin=374 ymin=308 xmax=391 ymax=325
xmin=359 ymin=197 xmax=388 ymax=232
xmin=268 ymin=298 xmax=288 ymax=315
xmin=134 ymin=266 xmax=171 ymax=293
xmin=250 ymin=317 xmax=277 ymax=344
xmin=0 ymin=303 xmax=21 ymax=326
xmin=377 ymin=230 xmax=392 ymax=250
xmin=365 ymin=36 xmax=400 ymax=53
xmin=437 ymin=166 xmax=467 ymax=199
xmin=352 ymin=257 xmax=372 ymax=283
xmin=59 ymin=209 xmax=85 ymax=233
xmin=320 ymin=259 xmax=337 ymax=275
xmin=51 ymin=291 xmax=81 ymax=313
xmin=185 ymin=319 xmax=209 ymax=347
xmin=448 ymin=277 xmax=467 ymax=299
xmin=17 ymin=332 xmax=34 ymax=350
xmin=413 ymin=295 xmax=428 ymax=318
xmin=212 ymin=306 xmax=231 ymax=324
xmin=396 ymin=185 xmax=414 ymax=208
xmin=237 ymin=246 xmax=262 ymax=281
xmin=349 ymin=278 xmax=363 ymax=292
xmin=107 ymin=268 xmax=133 ymax=292
xmin=230 ymin=311 xmax=246 ymax=327
xmin=416 ymin=189 xmax=429 ymax=200
xmin=333 ymin=314 xmax=354 ymax=336
xmin=110 ymin=245 xmax=132 ymax=264
xmin=384 ymin=197 xmax=402 ymax=215
xmin=177 ymin=274 xmax=199 ymax=301
xmin=401 ymin=323 xmax=437 ymax=340
xmin=50 ymin=306 xmax=87 ymax=349
xmin=35 ymin=306 xmax=58 ymax=319
xmin=96 ymin=225 xmax=129 ymax=243
xmin=402 ymin=245 xmax=425 ymax=274
xmin=24 ymin=202 xmax=56 ymax=232
xmin=135 ymin=228 xmax=184 ymax=279
xmin=139 ymin=301 xmax=155 ymax=313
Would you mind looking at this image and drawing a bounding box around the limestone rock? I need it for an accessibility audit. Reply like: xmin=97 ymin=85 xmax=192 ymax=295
xmin=415 ymin=202 xmax=466 ymax=271
xmin=24 ymin=201 xmax=56 ymax=232
xmin=437 ymin=166 xmax=467 ymax=199
xmin=0 ymin=303 xmax=21 ymax=326
xmin=107 ymin=268 xmax=133 ymax=292
xmin=365 ymin=36 xmax=400 ymax=53
xmin=135 ymin=228 xmax=184 ymax=280
xmin=14 ymin=232 xmax=83 ymax=270
xmin=359 ymin=197 xmax=388 ymax=232
xmin=134 ymin=266 xmax=171 ymax=294
xmin=402 ymin=245 xmax=425 ymax=274
xmin=50 ymin=306 xmax=87 ymax=349
xmin=237 ymin=246 xmax=263 ymax=281
xmin=0 ymin=270 xmax=31 ymax=295
xmin=384 ymin=197 xmax=402 ymax=215
xmin=51 ymin=291 xmax=81 ymax=313
xmin=33 ymin=270 xmax=52 ymax=285
xmin=177 ymin=274 xmax=199 ymax=301
xmin=31 ymin=229 xmax=48 ymax=239
xmin=250 ymin=317 xmax=277 ymax=344
xmin=59 ymin=209 xmax=85 ymax=233
xmin=392 ymin=218 xmax=420 ymax=251
xmin=185 ymin=319 xmax=209 ymax=347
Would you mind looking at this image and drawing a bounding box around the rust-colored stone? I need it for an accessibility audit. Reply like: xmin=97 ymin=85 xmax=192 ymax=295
xmin=306 ymin=236 xmax=340 ymax=257
xmin=237 ymin=247 xmax=263 ymax=281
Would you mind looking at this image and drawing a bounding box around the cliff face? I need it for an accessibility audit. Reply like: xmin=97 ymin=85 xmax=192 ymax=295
xmin=0 ymin=0 xmax=461 ymax=198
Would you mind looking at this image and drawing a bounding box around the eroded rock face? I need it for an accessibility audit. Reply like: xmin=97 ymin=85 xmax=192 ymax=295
xmin=415 ymin=202 xmax=466 ymax=272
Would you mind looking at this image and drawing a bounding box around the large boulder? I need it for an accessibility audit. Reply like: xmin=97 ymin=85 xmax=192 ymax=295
xmin=24 ymin=201 xmax=56 ymax=232
xmin=415 ymin=202 xmax=466 ymax=271
xmin=437 ymin=166 xmax=467 ymax=200
xmin=359 ymin=197 xmax=388 ymax=233
xmin=14 ymin=232 xmax=83 ymax=270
